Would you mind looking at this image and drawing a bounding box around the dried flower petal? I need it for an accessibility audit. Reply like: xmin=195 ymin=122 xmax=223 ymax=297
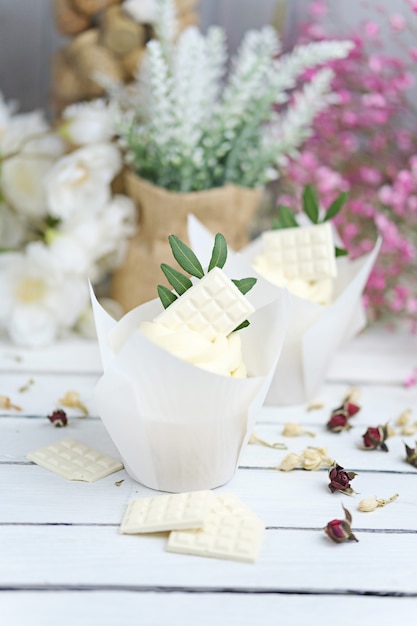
xmin=18 ymin=378 xmax=35 ymax=393
xmin=302 ymin=448 xmax=324 ymax=471
xmin=362 ymin=424 xmax=390 ymax=451
xmin=249 ymin=431 xmax=287 ymax=449
xmin=59 ymin=390 xmax=88 ymax=416
xmin=396 ymin=409 xmax=412 ymax=427
xmin=400 ymin=423 xmax=417 ymax=436
xmin=278 ymin=452 xmax=301 ymax=471
xmin=307 ymin=401 xmax=324 ymax=411
xmin=328 ymin=462 xmax=357 ymax=495
xmin=282 ymin=422 xmax=316 ymax=437
xmin=324 ymin=505 xmax=358 ymax=543
xmin=404 ymin=441 xmax=417 ymax=468
xmin=0 ymin=394 xmax=22 ymax=411
xmin=358 ymin=493 xmax=399 ymax=512
xmin=47 ymin=409 xmax=68 ymax=427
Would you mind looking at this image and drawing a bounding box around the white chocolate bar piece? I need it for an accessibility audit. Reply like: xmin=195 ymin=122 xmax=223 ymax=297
xmin=166 ymin=493 xmax=264 ymax=563
xmin=262 ymin=222 xmax=337 ymax=281
xmin=120 ymin=490 xmax=215 ymax=534
xmin=155 ymin=267 xmax=254 ymax=341
xmin=27 ymin=438 xmax=124 ymax=482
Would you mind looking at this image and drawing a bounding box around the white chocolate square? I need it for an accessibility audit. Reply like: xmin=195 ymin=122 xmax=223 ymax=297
xmin=166 ymin=493 xmax=264 ymax=563
xmin=27 ymin=438 xmax=124 ymax=482
xmin=120 ymin=490 xmax=215 ymax=534
xmin=262 ymin=222 xmax=337 ymax=281
xmin=154 ymin=267 xmax=254 ymax=340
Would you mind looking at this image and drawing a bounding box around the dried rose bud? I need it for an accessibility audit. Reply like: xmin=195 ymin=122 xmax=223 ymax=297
xmin=279 ymin=452 xmax=301 ymax=472
xmin=358 ymin=494 xmax=399 ymax=512
xmin=302 ymin=448 xmax=324 ymax=471
xmin=282 ymin=422 xmax=316 ymax=438
xmin=324 ymin=505 xmax=358 ymax=544
xmin=362 ymin=425 xmax=389 ymax=452
xmin=327 ymin=409 xmax=351 ymax=433
xmin=404 ymin=442 xmax=417 ymax=468
xmin=47 ymin=409 xmax=68 ymax=427
xmin=328 ymin=463 xmax=357 ymax=495
xmin=345 ymin=401 xmax=361 ymax=417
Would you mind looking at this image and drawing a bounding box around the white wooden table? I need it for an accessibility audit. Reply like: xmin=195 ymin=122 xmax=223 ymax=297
xmin=1 ymin=326 xmax=416 ymax=625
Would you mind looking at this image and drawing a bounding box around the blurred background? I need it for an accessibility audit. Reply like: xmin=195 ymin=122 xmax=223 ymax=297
xmin=0 ymin=0 xmax=289 ymax=114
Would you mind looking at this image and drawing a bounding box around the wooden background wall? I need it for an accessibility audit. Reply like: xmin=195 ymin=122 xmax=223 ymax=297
xmin=0 ymin=0 xmax=283 ymax=115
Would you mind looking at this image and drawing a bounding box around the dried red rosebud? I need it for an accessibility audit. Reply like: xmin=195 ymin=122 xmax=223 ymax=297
xmin=324 ymin=505 xmax=358 ymax=544
xmin=404 ymin=442 xmax=417 ymax=468
xmin=326 ymin=409 xmax=352 ymax=433
xmin=345 ymin=401 xmax=361 ymax=417
xmin=362 ymin=425 xmax=389 ymax=452
xmin=47 ymin=409 xmax=68 ymax=427
xmin=328 ymin=463 xmax=357 ymax=495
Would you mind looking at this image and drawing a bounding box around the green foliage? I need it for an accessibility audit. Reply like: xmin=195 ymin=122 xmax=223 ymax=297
xmin=272 ymin=185 xmax=349 ymax=256
xmin=158 ymin=232 xmax=257 ymax=331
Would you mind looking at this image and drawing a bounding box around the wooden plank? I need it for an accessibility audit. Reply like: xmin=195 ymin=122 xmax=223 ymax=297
xmin=2 ymin=414 xmax=416 ymax=473
xmin=1 ymin=526 xmax=416 ymax=593
xmin=1 ymin=462 xmax=415 ymax=530
xmin=1 ymin=591 xmax=415 ymax=626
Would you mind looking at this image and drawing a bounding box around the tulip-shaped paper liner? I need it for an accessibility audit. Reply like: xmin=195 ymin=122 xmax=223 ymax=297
xmin=90 ymin=260 xmax=290 ymax=492
xmin=188 ymin=214 xmax=381 ymax=406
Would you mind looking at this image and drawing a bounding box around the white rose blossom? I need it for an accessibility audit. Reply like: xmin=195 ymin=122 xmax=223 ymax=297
xmin=45 ymin=142 xmax=122 ymax=221
xmin=46 ymin=194 xmax=136 ymax=281
xmin=1 ymin=154 xmax=54 ymax=219
xmin=61 ymin=99 xmax=117 ymax=146
xmin=0 ymin=242 xmax=88 ymax=348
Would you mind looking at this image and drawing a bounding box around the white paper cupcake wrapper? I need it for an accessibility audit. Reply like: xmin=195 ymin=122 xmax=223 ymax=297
xmin=91 ymin=261 xmax=290 ymax=492
xmin=188 ymin=214 xmax=381 ymax=406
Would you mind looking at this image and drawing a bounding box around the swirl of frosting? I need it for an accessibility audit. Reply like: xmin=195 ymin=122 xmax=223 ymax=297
xmin=139 ymin=321 xmax=247 ymax=378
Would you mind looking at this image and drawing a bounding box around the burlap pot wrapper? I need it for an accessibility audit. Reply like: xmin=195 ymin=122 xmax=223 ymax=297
xmin=110 ymin=172 xmax=262 ymax=311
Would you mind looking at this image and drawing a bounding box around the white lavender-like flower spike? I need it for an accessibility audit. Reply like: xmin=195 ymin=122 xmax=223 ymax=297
xmin=267 ymin=67 xmax=337 ymax=171
xmin=118 ymin=0 xmax=354 ymax=191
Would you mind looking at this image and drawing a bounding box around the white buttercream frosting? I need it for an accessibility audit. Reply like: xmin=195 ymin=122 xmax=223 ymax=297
xmin=139 ymin=320 xmax=247 ymax=378
xmin=252 ymin=255 xmax=333 ymax=305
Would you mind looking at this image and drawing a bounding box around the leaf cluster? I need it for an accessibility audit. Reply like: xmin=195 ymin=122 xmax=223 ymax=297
xmin=157 ymin=234 xmax=256 ymax=332
xmin=272 ymin=184 xmax=349 ymax=257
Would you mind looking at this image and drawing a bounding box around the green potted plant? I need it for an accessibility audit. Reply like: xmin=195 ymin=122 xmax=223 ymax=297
xmin=111 ymin=0 xmax=352 ymax=310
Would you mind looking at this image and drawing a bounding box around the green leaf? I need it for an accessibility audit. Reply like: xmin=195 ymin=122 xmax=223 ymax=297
xmin=323 ymin=192 xmax=348 ymax=222
xmin=273 ymin=205 xmax=298 ymax=229
xmin=231 ymin=277 xmax=257 ymax=295
xmin=335 ymin=246 xmax=348 ymax=257
xmin=157 ymin=284 xmax=178 ymax=309
xmin=208 ymin=233 xmax=228 ymax=271
xmin=233 ymin=320 xmax=250 ymax=332
xmin=302 ymin=185 xmax=320 ymax=224
xmin=160 ymin=263 xmax=193 ymax=295
xmin=168 ymin=235 xmax=204 ymax=278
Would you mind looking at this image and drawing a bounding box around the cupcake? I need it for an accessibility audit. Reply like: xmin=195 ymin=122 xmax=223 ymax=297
xmin=91 ymin=232 xmax=290 ymax=492
xmin=188 ymin=190 xmax=380 ymax=406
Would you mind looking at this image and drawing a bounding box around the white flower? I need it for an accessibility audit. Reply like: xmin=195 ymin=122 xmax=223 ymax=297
xmin=1 ymin=109 xmax=63 ymax=158
xmin=0 ymin=242 xmax=88 ymax=348
xmin=0 ymin=204 xmax=26 ymax=248
xmin=123 ymin=0 xmax=158 ymax=24
xmin=1 ymin=154 xmax=53 ymax=218
xmin=61 ymin=99 xmax=116 ymax=146
xmin=46 ymin=194 xmax=136 ymax=281
xmin=45 ymin=143 xmax=122 ymax=220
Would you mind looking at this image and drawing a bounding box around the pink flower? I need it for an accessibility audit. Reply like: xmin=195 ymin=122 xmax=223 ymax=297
xmin=389 ymin=14 xmax=406 ymax=32
xmin=364 ymin=21 xmax=379 ymax=38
